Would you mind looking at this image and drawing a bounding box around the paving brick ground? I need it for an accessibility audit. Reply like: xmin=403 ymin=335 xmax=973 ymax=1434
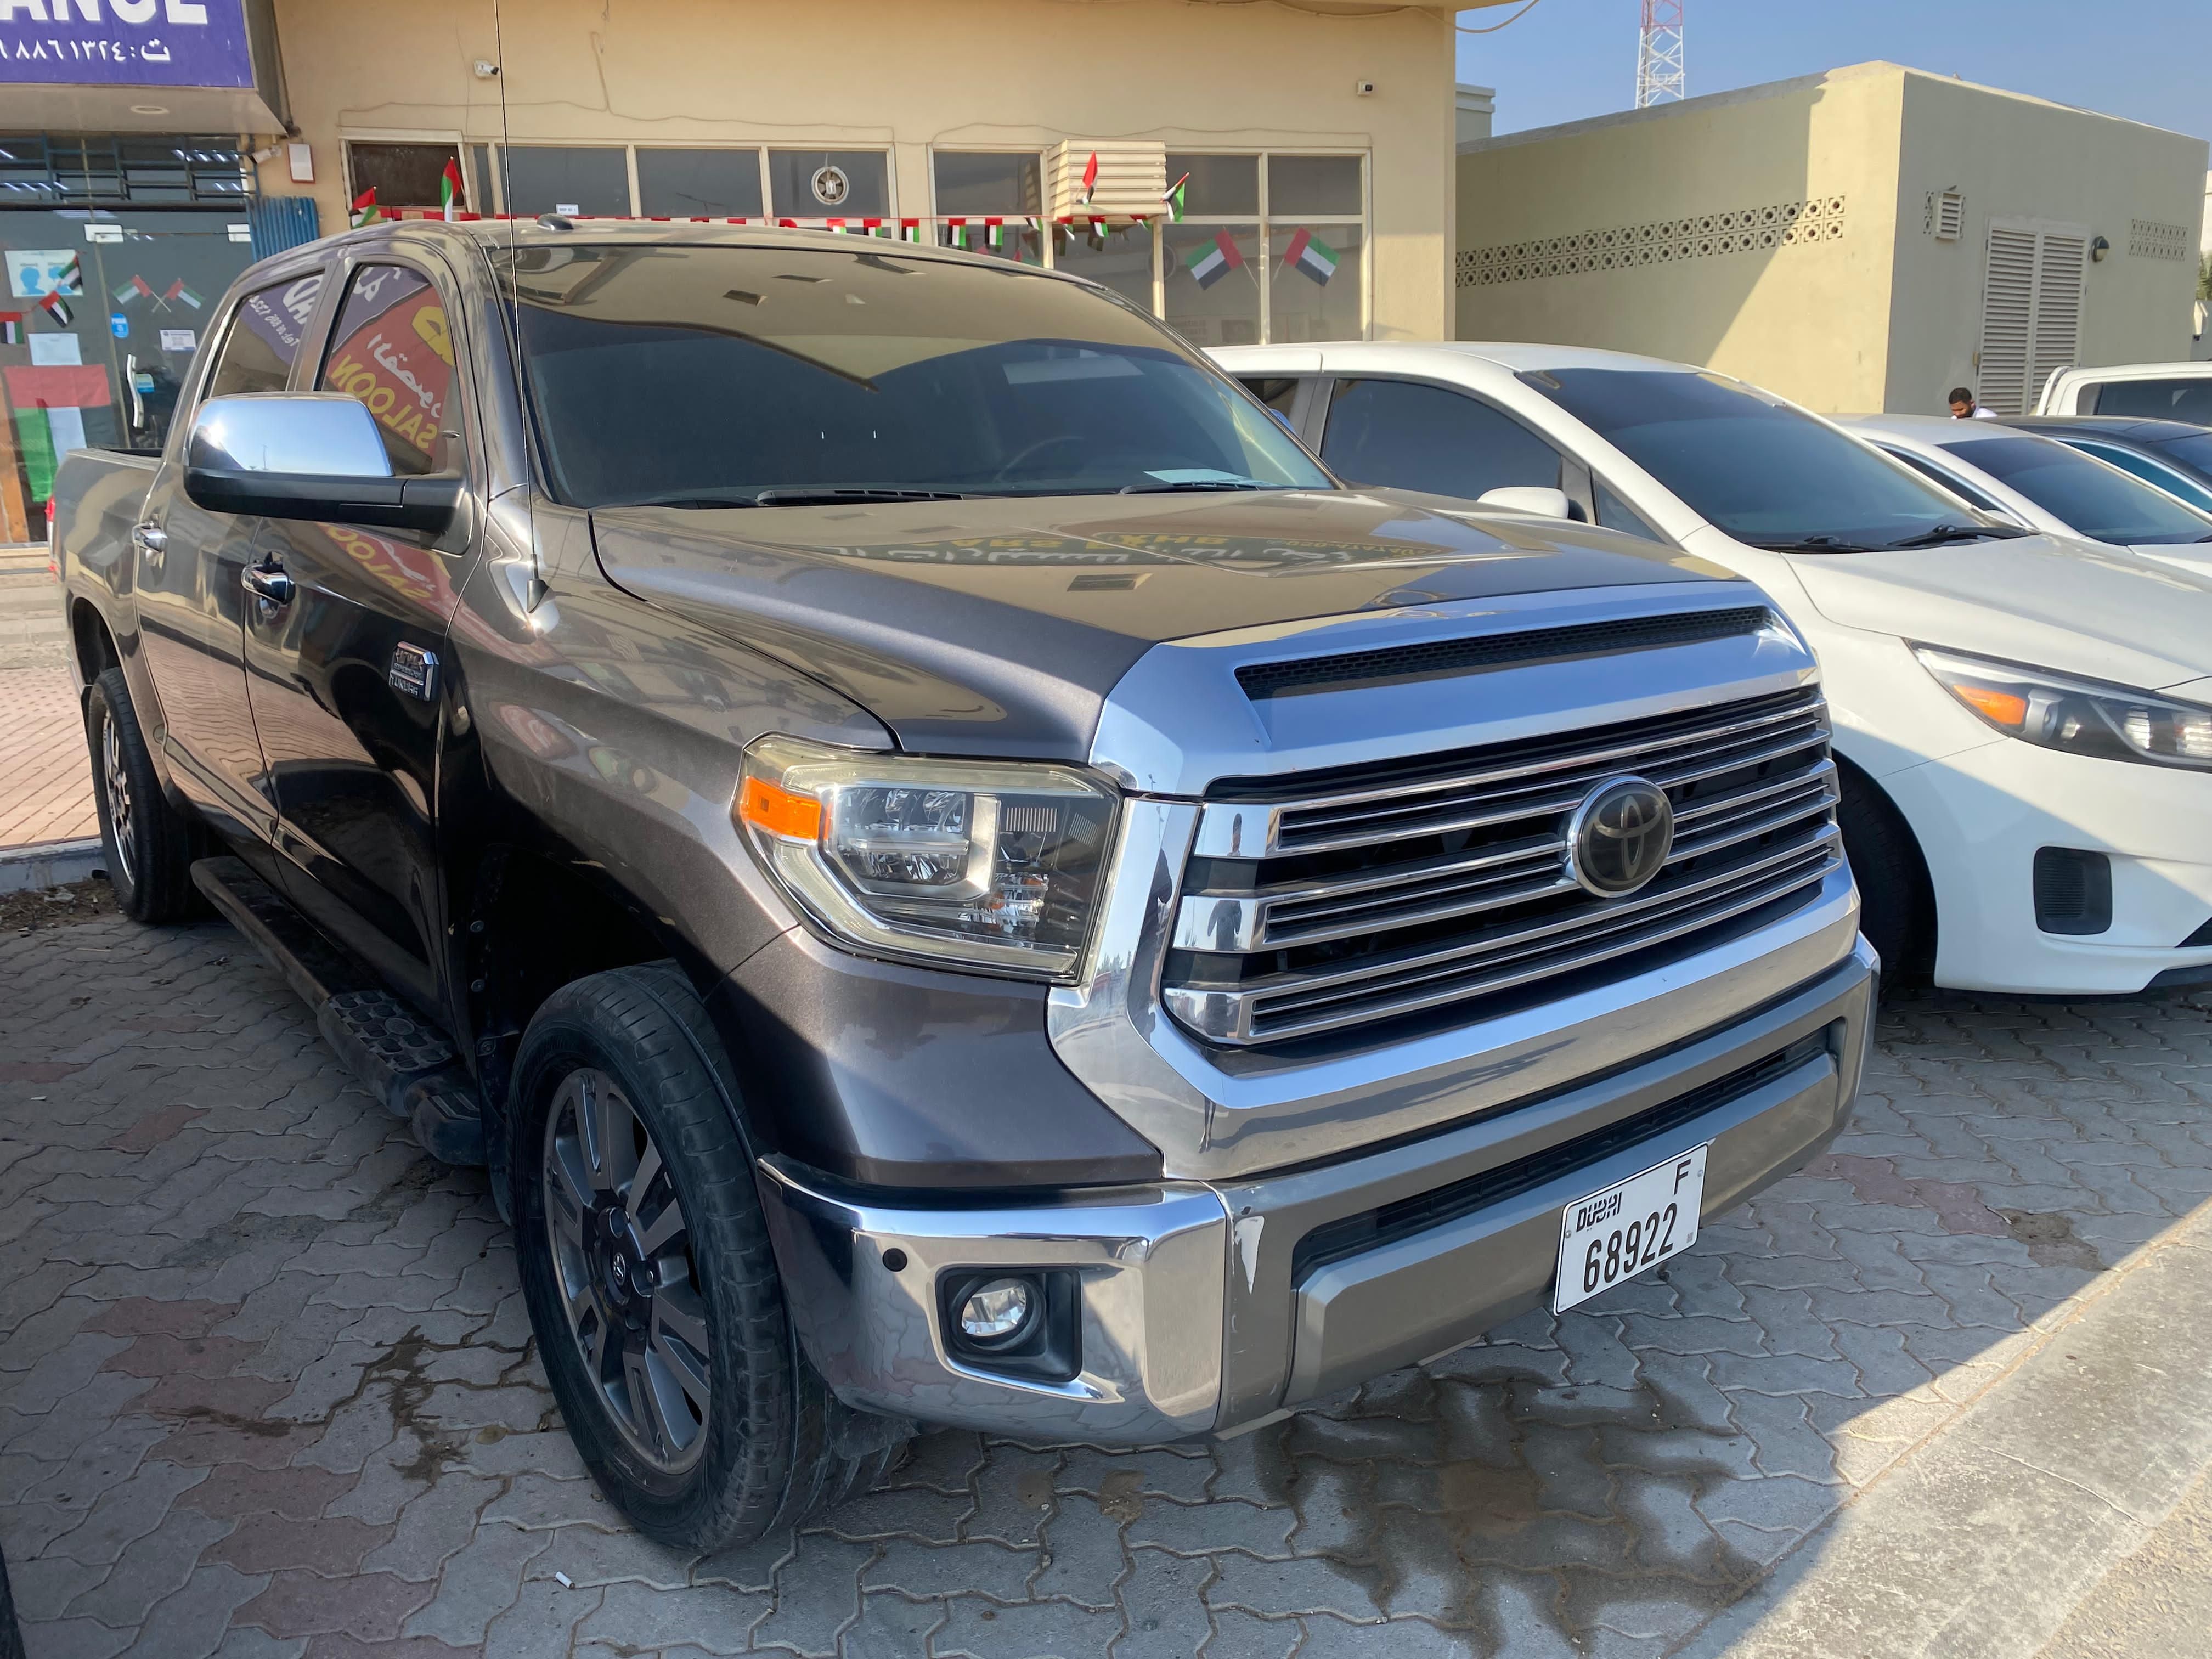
xmin=0 ymin=667 xmax=94 ymax=853
xmin=5 ymin=911 xmax=2212 ymax=1657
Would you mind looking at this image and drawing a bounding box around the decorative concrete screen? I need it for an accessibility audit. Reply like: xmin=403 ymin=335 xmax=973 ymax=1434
xmin=1457 ymin=194 xmax=1848 ymax=288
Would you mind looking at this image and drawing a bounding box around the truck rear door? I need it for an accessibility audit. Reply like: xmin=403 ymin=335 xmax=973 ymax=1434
xmin=242 ymin=252 xmax=475 ymax=1009
xmin=132 ymin=268 xmax=327 ymax=848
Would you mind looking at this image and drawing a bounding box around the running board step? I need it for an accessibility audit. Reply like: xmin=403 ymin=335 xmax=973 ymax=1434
xmin=191 ymin=857 xmax=486 ymax=1167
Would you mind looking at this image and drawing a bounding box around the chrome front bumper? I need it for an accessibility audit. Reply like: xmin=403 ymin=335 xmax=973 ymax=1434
xmin=756 ymin=940 xmax=1876 ymax=1443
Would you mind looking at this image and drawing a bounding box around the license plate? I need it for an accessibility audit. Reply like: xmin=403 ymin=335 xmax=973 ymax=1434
xmin=1553 ymin=1145 xmax=1708 ymax=1313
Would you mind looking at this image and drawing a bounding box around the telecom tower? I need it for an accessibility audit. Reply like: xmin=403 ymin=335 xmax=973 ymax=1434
xmin=1635 ymin=0 xmax=1685 ymax=108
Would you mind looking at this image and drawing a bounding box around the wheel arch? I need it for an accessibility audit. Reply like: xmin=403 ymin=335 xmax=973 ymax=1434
xmin=1832 ymin=748 xmax=1938 ymax=981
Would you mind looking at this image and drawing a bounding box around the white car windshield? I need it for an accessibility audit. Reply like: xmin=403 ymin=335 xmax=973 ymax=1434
xmin=1523 ymin=368 xmax=2020 ymax=552
xmin=502 ymin=244 xmax=1332 ymax=508
xmin=1941 ymin=436 xmax=2212 ymax=546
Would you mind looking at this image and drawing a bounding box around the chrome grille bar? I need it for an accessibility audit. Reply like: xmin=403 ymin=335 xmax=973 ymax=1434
xmin=1163 ymin=689 xmax=1842 ymax=1047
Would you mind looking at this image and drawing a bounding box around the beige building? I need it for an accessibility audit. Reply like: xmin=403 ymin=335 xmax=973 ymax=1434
xmin=265 ymin=0 xmax=1487 ymax=348
xmin=1455 ymin=62 xmax=2209 ymax=414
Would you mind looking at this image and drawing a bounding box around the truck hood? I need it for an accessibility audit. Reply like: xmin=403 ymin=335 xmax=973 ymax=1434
xmin=1763 ymin=532 xmax=2212 ymax=692
xmin=591 ymin=489 xmax=1729 ymax=760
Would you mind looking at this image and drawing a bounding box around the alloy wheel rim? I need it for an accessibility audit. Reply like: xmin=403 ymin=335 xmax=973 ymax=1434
xmin=542 ymin=1067 xmax=712 ymax=1474
xmin=101 ymin=715 xmax=136 ymax=887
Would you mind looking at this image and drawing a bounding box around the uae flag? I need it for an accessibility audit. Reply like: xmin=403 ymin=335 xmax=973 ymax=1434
xmin=1 ymin=313 xmax=21 ymax=346
xmin=38 ymin=290 xmax=74 ymax=328
xmin=1080 ymin=150 xmax=1099 ymax=205
xmin=440 ymin=156 xmax=464 ymax=222
xmin=1183 ymin=230 xmax=1244 ymax=290
xmin=1162 ymin=172 xmax=1188 ymax=222
xmin=165 ymin=279 xmax=204 ymax=309
xmin=111 ymin=274 xmax=156 ymax=307
xmin=1283 ymin=228 xmax=1340 ymax=286
xmin=350 ymin=187 xmax=381 ymax=228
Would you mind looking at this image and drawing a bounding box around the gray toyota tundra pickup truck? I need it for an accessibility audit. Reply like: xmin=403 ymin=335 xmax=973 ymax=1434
xmin=52 ymin=218 xmax=1874 ymax=1548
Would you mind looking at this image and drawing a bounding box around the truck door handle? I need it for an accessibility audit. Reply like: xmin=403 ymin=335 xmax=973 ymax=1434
xmin=131 ymin=522 xmax=167 ymax=566
xmin=241 ymin=562 xmax=296 ymax=607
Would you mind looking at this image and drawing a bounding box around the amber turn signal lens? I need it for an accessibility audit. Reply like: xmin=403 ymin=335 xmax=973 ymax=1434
xmin=1954 ymin=685 xmax=2028 ymax=729
xmin=737 ymin=775 xmax=822 ymax=842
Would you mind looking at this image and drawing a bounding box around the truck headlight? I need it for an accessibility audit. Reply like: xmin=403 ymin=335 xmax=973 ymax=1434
xmin=735 ymin=735 xmax=1118 ymax=979
xmin=1915 ymin=646 xmax=2212 ymax=771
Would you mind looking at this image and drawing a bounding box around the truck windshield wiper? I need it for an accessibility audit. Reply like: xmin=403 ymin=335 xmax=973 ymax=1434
xmin=1745 ymin=534 xmax=1877 ymax=552
xmin=748 ymin=487 xmax=975 ymax=506
xmin=1881 ymin=523 xmax=2024 ymax=549
xmin=1117 ymin=479 xmax=1275 ymax=494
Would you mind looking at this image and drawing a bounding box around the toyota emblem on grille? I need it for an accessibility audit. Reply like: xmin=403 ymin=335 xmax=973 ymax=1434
xmin=1566 ymin=776 xmax=1675 ymax=898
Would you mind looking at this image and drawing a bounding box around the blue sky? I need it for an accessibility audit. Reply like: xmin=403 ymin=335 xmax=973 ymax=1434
xmin=1457 ymin=0 xmax=2212 ymax=144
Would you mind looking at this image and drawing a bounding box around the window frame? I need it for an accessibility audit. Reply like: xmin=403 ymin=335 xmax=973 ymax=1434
xmin=2066 ymin=439 xmax=2212 ymax=514
xmin=341 ymin=129 xmax=469 ymax=213
xmin=1876 ymin=443 xmax=2010 ymax=515
xmin=1157 ymin=150 xmax=1369 ymax=346
xmin=309 ymin=249 xmax=480 ymax=504
xmin=467 ymin=142 xmax=896 ymax=222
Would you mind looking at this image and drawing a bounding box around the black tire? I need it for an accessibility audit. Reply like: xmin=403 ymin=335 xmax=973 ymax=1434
xmin=510 ymin=962 xmax=906 ymax=1549
xmin=85 ymin=667 xmax=198 ymax=923
xmin=0 ymin=1540 xmax=25 ymax=1659
xmin=1837 ymin=760 xmax=1936 ymax=983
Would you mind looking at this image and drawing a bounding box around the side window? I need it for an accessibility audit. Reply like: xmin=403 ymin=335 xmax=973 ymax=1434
xmin=2073 ymin=441 xmax=2212 ymax=513
xmin=2091 ymin=378 xmax=2212 ymax=425
xmin=1319 ymin=379 xmax=1562 ymax=500
xmin=1239 ymin=377 xmax=1301 ymax=417
xmin=316 ymin=263 xmax=458 ymax=476
xmin=1880 ymin=446 xmax=2004 ymax=512
xmin=1594 ymin=479 xmax=1663 ymax=541
xmin=203 ymin=273 xmax=325 ymax=401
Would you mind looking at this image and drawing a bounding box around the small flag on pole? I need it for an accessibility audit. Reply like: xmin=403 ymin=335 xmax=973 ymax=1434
xmin=38 ymin=290 xmax=75 ymax=327
xmin=1183 ymin=230 xmax=1244 ymax=290
xmin=0 ymin=313 xmax=21 ymax=345
xmin=1080 ymin=150 xmax=1099 ymax=205
xmin=111 ymin=278 xmax=140 ymax=306
xmin=1283 ymin=227 xmax=1340 ymax=286
xmin=164 ymin=279 xmax=203 ymax=309
xmin=350 ymin=187 xmax=381 ymax=228
xmin=1163 ymin=172 xmax=1189 ymax=222
xmin=440 ymin=156 xmax=464 ymax=222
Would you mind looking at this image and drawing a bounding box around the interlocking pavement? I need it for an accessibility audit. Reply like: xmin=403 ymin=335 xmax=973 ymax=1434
xmin=5 ymin=911 xmax=2212 ymax=1657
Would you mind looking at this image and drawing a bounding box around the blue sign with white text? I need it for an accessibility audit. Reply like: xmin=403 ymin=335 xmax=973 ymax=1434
xmin=2 ymin=1 xmax=255 ymax=90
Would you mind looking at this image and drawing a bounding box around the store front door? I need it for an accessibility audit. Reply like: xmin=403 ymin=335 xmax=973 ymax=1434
xmin=2 ymin=207 xmax=257 ymax=535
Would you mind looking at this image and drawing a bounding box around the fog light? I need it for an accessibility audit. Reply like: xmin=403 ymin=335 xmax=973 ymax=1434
xmin=958 ymin=1278 xmax=1034 ymax=1343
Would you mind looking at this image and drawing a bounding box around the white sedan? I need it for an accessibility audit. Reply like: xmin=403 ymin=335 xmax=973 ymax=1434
xmin=1833 ymin=413 xmax=2212 ymax=577
xmin=1215 ymin=340 xmax=2212 ymax=997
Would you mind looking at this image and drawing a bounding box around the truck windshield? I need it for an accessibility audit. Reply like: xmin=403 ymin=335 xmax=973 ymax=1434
xmin=500 ymin=243 xmax=1331 ymax=507
xmin=1940 ymin=435 xmax=2212 ymax=545
xmin=1523 ymin=368 xmax=2011 ymax=552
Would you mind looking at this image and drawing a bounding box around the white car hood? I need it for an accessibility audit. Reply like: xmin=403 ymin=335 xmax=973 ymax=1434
xmin=1774 ymin=532 xmax=2212 ymax=691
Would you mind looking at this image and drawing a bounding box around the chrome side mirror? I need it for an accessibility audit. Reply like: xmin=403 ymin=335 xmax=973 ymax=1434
xmin=1475 ymin=486 xmax=1576 ymax=521
xmin=188 ymin=393 xmax=392 ymax=477
xmin=183 ymin=392 xmax=461 ymax=533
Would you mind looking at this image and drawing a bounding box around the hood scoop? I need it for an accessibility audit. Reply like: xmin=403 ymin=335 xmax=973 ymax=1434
xmin=1235 ymin=606 xmax=1773 ymax=701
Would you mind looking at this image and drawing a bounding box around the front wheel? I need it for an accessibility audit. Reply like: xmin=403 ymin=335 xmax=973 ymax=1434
xmin=84 ymin=667 xmax=198 ymax=923
xmin=510 ymin=963 xmax=904 ymax=1549
xmin=1837 ymin=761 xmax=1935 ymax=984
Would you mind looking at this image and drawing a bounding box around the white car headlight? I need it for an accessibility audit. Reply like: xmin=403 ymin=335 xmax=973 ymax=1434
xmin=735 ymin=736 xmax=1118 ymax=979
xmin=1914 ymin=646 xmax=2212 ymax=771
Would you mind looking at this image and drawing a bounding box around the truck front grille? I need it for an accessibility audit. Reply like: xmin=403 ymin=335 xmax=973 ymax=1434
xmin=1162 ymin=687 xmax=1841 ymax=1048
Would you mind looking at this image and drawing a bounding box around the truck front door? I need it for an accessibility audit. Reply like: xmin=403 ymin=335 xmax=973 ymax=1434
xmin=133 ymin=269 xmax=325 ymax=848
xmin=241 ymin=256 xmax=474 ymax=1009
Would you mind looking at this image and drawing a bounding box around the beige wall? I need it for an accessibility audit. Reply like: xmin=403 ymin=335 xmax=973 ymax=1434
xmin=1884 ymin=72 xmax=2207 ymax=411
xmin=1455 ymin=61 xmax=2210 ymax=414
xmin=1455 ymin=65 xmax=1907 ymax=411
xmin=258 ymin=0 xmax=1459 ymax=340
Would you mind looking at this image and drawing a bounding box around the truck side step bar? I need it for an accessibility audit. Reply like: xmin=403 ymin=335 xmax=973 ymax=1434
xmin=190 ymin=856 xmax=487 ymax=1167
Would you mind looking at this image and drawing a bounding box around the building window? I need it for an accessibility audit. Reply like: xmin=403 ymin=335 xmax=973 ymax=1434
xmin=637 ymin=148 xmax=764 ymax=218
xmin=347 ymin=141 xmax=464 ymax=212
xmin=1156 ymin=151 xmax=1364 ymax=346
xmin=768 ymin=149 xmax=890 ymax=218
xmin=501 ymin=146 xmax=630 ymax=218
xmin=932 ymin=150 xmax=1044 ymax=262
